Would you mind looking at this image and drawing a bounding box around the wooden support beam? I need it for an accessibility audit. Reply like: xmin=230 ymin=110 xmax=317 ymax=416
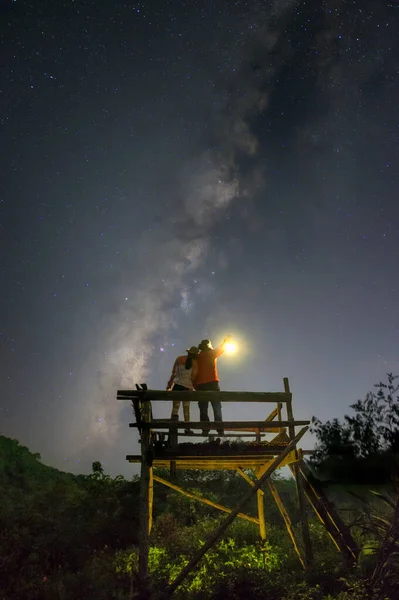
xmin=236 ymin=467 xmax=260 ymax=490
xmin=130 ymin=453 xmax=290 ymax=462
xmin=129 ymin=425 xmax=265 ymax=437
xmin=138 ymin=399 xmax=151 ymax=594
xmin=236 ymin=468 xmax=267 ymax=539
xmin=165 ymin=426 xmax=308 ymax=597
xmin=169 ymin=424 xmax=178 ymax=480
xmin=267 ymin=477 xmax=305 ymax=569
xmin=290 ymin=460 xmax=358 ymax=563
xmin=224 ymin=427 xmax=285 ymax=434
xmin=285 ymin=377 xmax=313 ymax=569
xmin=149 ymin=467 xmax=154 ymax=535
xmin=257 ymin=485 xmax=266 ymax=541
xmin=118 ymin=390 xmax=290 ymax=403
xmin=153 ymin=475 xmax=259 ymax=525
xmin=265 ymin=407 xmax=279 ymax=421
xmin=133 ymin=420 xmax=310 ymax=430
xmin=277 ymin=402 xmax=283 ymax=432
xmin=127 ymin=452 xmax=299 ymax=470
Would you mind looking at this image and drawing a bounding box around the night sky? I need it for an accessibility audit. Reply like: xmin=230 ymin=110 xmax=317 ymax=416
xmin=1 ymin=0 xmax=399 ymax=476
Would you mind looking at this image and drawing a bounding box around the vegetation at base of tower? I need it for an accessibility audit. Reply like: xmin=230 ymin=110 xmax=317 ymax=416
xmin=0 ymin=374 xmax=398 ymax=599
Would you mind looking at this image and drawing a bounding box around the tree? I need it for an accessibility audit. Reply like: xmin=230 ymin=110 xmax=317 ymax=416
xmin=375 ymin=374 xmax=399 ymax=452
xmin=310 ymin=374 xmax=399 ymax=482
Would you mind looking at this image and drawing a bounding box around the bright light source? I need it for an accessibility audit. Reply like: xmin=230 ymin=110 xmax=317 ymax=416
xmin=224 ymin=342 xmax=237 ymax=354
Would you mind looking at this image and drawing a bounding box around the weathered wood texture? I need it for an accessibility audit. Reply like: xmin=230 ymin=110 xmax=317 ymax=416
xmin=236 ymin=468 xmax=300 ymax=556
xmin=235 ymin=468 xmax=266 ymax=541
xmin=118 ymin=390 xmax=290 ymax=403
xmin=131 ymin=420 xmax=309 ymax=430
xmin=257 ymin=485 xmax=266 ymax=540
xmin=126 ymin=450 xmax=299 ymax=470
xmin=165 ymin=426 xmax=308 ymax=596
xmin=267 ymin=477 xmax=305 ymax=568
xmin=289 ymin=461 xmax=358 ymax=564
xmin=128 ymin=425 xmax=266 ymax=437
xmin=148 ymin=467 xmax=154 ymax=534
xmin=153 ymin=475 xmax=259 ymax=525
xmin=138 ymin=400 xmax=151 ymax=590
xmin=285 ymin=377 xmax=313 ymax=568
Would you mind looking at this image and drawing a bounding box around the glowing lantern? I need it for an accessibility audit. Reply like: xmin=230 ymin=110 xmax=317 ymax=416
xmin=224 ymin=342 xmax=237 ymax=354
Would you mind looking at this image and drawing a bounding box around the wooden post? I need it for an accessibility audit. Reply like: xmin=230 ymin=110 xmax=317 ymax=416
xmin=237 ymin=467 xmax=304 ymax=567
xmin=284 ymin=377 xmax=313 ymax=568
xmin=165 ymin=426 xmax=308 ymax=597
xmin=256 ymin=478 xmax=267 ymax=540
xmin=277 ymin=401 xmax=283 ymax=432
xmin=267 ymin=478 xmax=305 ymax=569
xmin=138 ymin=399 xmax=151 ymax=595
xmin=289 ymin=460 xmax=358 ymax=564
xmin=169 ymin=422 xmax=178 ymax=480
xmin=149 ymin=466 xmax=154 ymax=534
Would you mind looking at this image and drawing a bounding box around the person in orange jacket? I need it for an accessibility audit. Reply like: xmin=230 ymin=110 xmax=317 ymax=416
xmin=167 ymin=345 xmax=199 ymax=435
xmin=193 ymin=335 xmax=232 ymax=436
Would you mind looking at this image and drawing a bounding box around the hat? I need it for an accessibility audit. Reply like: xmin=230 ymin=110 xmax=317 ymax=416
xmin=198 ymin=339 xmax=213 ymax=351
xmin=186 ymin=345 xmax=199 ymax=355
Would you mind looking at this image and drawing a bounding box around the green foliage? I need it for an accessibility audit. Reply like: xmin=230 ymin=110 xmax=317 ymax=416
xmin=0 ymin=437 xmax=139 ymax=600
xmin=3 ymin=384 xmax=399 ymax=600
xmin=311 ymin=374 xmax=399 ymax=484
xmin=147 ymin=538 xmax=283 ymax=597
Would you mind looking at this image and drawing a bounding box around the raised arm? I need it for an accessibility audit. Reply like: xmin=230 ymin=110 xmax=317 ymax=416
xmin=215 ymin=335 xmax=232 ymax=357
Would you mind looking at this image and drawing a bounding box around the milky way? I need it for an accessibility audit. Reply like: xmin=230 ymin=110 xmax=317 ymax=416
xmin=1 ymin=0 xmax=399 ymax=475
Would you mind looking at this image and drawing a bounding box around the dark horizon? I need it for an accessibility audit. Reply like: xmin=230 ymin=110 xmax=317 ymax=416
xmin=1 ymin=0 xmax=398 ymax=477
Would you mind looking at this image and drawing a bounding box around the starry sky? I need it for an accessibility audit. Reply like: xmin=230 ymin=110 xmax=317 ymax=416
xmin=1 ymin=0 xmax=399 ymax=476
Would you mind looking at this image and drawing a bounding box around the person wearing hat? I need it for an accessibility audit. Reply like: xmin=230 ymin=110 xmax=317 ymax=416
xmin=167 ymin=345 xmax=199 ymax=435
xmin=194 ymin=335 xmax=232 ymax=436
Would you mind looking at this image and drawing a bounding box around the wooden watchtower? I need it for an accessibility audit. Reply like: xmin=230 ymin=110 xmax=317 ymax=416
xmin=117 ymin=378 xmax=358 ymax=597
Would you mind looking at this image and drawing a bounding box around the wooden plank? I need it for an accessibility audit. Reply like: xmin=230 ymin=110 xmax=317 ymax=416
xmin=133 ymin=420 xmax=310 ymax=430
xmin=238 ymin=468 xmax=298 ymax=551
xmin=234 ymin=470 xmax=267 ymax=541
xmin=142 ymin=456 xmax=298 ymax=470
xmin=132 ymin=455 xmax=283 ymax=462
xmin=236 ymin=467 xmax=262 ymax=491
xmin=128 ymin=449 xmax=298 ymax=462
xmin=141 ymin=451 xmax=288 ymax=460
xmin=165 ymin=426 xmax=309 ymax=596
xmin=265 ymin=407 xmax=279 ymax=421
xmin=267 ymin=477 xmax=305 ymax=569
xmin=257 ymin=486 xmax=266 ymax=540
xmin=129 ymin=425 xmax=265 ymax=437
xmin=138 ymin=399 xmax=151 ymax=592
xmin=224 ymin=426 xmax=286 ymax=433
xmin=285 ymin=377 xmax=313 ymax=569
xmin=293 ymin=460 xmax=358 ymax=563
xmin=127 ymin=452 xmax=299 ymax=471
xmin=169 ymin=420 xmax=178 ymax=479
xmin=148 ymin=467 xmax=153 ymax=535
xmin=277 ymin=402 xmax=283 ymax=432
xmin=118 ymin=390 xmax=290 ymax=403
xmin=153 ymin=475 xmax=259 ymax=525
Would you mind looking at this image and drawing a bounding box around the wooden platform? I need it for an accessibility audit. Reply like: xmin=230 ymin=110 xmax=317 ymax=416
xmin=117 ymin=389 xmax=290 ymax=403
xmin=130 ymin=419 xmax=309 ymax=430
xmin=127 ymin=432 xmax=300 ymax=469
xmin=127 ymin=453 xmax=298 ymax=470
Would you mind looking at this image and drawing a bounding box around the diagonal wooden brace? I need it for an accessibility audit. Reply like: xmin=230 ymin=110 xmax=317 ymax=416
xmin=164 ymin=425 xmax=308 ymax=597
xmin=154 ymin=475 xmax=259 ymax=525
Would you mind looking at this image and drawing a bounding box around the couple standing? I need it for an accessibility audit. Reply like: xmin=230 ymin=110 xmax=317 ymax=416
xmin=167 ymin=335 xmax=232 ymax=436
